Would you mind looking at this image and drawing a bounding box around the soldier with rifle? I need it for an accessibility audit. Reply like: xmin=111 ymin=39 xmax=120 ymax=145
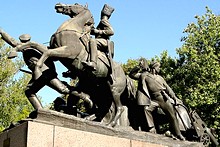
xmin=143 ymin=61 xmax=185 ymax=140
xmin=0 ymin=29 xmax=93 ymax=112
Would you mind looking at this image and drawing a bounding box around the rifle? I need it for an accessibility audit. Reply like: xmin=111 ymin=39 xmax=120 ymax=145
xmin=19 ymin=69 xmax=32 ymax=74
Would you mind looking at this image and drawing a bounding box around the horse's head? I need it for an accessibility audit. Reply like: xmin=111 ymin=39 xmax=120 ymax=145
xmin=55 ymin=3 xmax=88 ymax=18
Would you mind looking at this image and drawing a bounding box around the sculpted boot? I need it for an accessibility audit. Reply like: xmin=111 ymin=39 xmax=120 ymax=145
xmin=176 ymin=134 xmax=185 ymax=141
xmin=82 ymin=39 xmax=97 ymax=71
xmin=28 ymin=94 xmax=43 ymax=110
xmin=82 ymin=61 xmax=96 ymax=71
xmin=27 ymin=94 xmax=43 ymax=118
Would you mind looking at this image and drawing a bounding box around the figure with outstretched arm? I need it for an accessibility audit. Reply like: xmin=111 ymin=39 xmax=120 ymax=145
xmin=129 ymin=58 xmax=157 ymax=133
xmin=0 ymin=29 xmax=93 ymax=112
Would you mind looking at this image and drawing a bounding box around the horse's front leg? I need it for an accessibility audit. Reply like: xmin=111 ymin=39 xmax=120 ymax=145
xmin=34 ymin=45 xmax=70 ymax=79
xmin=36 ymin=46 xmax=67 ymax=67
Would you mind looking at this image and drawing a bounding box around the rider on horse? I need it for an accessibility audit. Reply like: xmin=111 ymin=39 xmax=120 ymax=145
xmin=6 ymin=3 xmax=126 ymax=126
xmin=82 ymin=4 xmax=115 ymax=72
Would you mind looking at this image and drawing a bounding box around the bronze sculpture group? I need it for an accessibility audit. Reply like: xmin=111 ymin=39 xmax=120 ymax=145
xmin=0 ymin=2 xmax=219 ymax=145
xmin=129 ymin=58 xmax=185 ymax=140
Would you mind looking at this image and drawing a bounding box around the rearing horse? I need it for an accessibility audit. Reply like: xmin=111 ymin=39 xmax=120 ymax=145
xmin=14 ymin=3 xmax=129 ymax=127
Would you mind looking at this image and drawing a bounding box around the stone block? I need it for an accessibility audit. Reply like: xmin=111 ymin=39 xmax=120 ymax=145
xmin=0 ymin=109 xmax=203 ymax=147
xmin=131 ymin=140 xmax=167 ymax=147
xmin=54 ymin=126 xmax=130 ymax=147
xmin=7 ymin=122 xmax=27 ymax=147
xmin=0 ymin=131 xmax=7 ymax=147
xmin=27 ymin=121 xmax=54 ymax=147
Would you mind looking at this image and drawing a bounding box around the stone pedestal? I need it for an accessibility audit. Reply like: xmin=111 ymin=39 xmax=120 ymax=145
xmin=0 ymin=109 xmax=202 ymax=147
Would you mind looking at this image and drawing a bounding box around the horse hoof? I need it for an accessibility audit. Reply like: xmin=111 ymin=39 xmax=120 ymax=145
xmin=80 ymin=93 xmax=93 ymax=108
xmin=84 ymin=114 xmax=96 ymax=121
xmin=84 ymin=116 xmax=92 ymax=120
xmin=176 ymin=135 xmax=185 ymax=141
xmin=110 ymin=121 xmax=116 ymax=127
xmin=149 ymin=127 xmax=157 ymax=134
xmin=88 ymin=100 xmax=93 ymax=109
xmin=85 ymin=97 xmax=93 ymax=109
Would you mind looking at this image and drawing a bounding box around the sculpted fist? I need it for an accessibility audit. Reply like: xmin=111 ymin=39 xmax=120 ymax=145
xmin=91 ymin=28 xmax=99 ymax=35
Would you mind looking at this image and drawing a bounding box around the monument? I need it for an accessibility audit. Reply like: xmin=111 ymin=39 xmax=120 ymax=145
xmin=0 ymin=2 xmax=218 ymax=147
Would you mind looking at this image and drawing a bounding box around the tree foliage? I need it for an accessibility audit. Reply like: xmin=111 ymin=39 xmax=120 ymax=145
xmin=174 ymin=7 xmax=220 ymax=132
xmin=0 ymin=39 xmax=33 ymax=131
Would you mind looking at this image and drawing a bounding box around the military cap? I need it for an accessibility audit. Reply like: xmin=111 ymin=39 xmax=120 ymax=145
xmin=19 ymin=34 xmax=31 ymax=42
xmin=101 ymin=4 xmax=114 ymax=18
xmin=150 ymin=61 xmax=160 ymax=68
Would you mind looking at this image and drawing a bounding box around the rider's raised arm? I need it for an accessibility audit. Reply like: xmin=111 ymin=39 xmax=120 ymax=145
xmin=129 ymin=66 xmax=141 ymax=80
xmin=98 ymin=19 xmax=114 ymax=36
xmin=0 ymin=29 xmax=20 ymax=47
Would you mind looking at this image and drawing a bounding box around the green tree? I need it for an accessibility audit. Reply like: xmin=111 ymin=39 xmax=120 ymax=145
xmin=175 ymin=7 xmax=220 ymax=130
xmin=0 ymin=39 xmax=33 ymax=131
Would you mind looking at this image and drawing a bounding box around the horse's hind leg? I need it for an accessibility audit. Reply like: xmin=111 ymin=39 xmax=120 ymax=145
xmin=108 ymin=86 xmax=124 ymax=127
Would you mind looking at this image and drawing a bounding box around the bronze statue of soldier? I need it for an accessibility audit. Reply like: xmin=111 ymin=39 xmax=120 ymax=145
xmin=130 ymin=58 xmax=185 ymax=140
xmin=0 ymin=29 xmax=93 ymax=112
xmin=142 ymin=61 xmax=185 ymax=140
xmin=129 ymin=58 xmax=156 ymax=132
xmin=82 ymin=4 xmax=115 ymax=71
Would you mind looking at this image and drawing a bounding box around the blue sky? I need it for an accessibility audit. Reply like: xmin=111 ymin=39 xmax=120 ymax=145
xmin=1 ymin=1 xmax=220 ymax=106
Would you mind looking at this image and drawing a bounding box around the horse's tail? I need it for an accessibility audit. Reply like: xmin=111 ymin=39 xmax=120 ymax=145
xmin=126 ymin=76 xmax=136 ymax=100
xmin=120 ymin=76 xmax=140 ymax=129
xmin=120 ymin=75 xmax=136 ymax=106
